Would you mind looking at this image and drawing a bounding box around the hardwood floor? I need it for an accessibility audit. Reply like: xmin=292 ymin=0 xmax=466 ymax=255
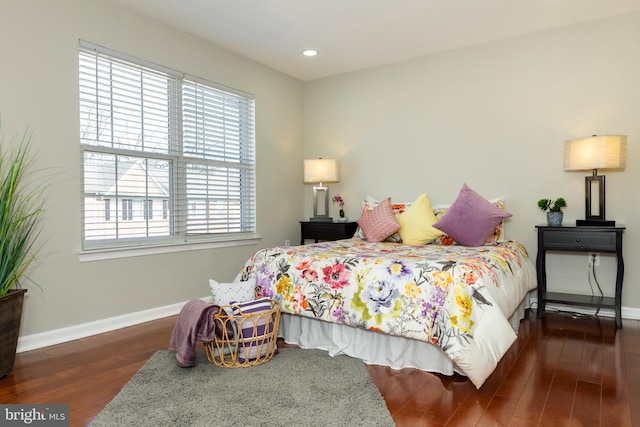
xmin=1 ymin=309 xmax=639 ymax=426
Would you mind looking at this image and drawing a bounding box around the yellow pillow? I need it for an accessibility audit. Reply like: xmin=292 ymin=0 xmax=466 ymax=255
xmin=396 ymin=193 xmax=444 ymax=245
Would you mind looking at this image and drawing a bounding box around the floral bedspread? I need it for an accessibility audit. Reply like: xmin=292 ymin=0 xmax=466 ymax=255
xmin=239 ymin=239 xmax=537 ymax=387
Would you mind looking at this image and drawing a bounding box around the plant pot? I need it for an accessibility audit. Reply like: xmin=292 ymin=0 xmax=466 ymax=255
xmin=0 ymin=288 xmax=27 ymax=378
xmin=547 ymin=211 xmax=563 ymax=227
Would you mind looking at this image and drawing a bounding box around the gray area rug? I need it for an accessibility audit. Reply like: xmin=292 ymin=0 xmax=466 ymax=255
xmin=90 ymin=348 xmax=395 ymax=427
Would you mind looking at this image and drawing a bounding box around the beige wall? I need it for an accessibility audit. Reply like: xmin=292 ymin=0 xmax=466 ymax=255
xmin=0 ymin=0 xmax=304 ymax=337
xmin=303 ymin=12 xmax=640 ymax=312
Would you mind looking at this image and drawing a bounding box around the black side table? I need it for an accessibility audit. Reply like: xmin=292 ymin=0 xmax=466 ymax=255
xmin=535 ymin=224 xmax=625 ymax=328
xmin=300 ymin=221 xmax=358 ymax=245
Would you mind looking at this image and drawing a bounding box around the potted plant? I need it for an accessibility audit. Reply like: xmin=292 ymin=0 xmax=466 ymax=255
xmin=0 ymin=124 xmax=46 ymax=378
xmin=537 ymin=197 xmax=567 ymax=227
xmin=332 ymin=194 xmax=347 ymax=222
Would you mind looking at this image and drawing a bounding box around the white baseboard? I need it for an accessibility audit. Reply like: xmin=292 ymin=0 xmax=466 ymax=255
xmin=17 ymin=296 xmax=212 ymax=353
xmin=528 ymin=297 xmax=640 ymax=321
xmin=624 ymin=306 xmax=640 ymax=320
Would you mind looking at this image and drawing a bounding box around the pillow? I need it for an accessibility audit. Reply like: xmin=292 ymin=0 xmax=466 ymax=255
xmin=432 ymin=183 xmax=512 ymax=247
xmin=432 ymin=197 xmax=507 ymax=245
xmin=232 ymin=297 xmax=276 ymax=362
xmin=395 ymin=193 xmax=444 ymax=245
xmin=354 ymin=196 xmax=410 ymax=241
xmin=209 ymin=278 xmax=256 ymax=306
xmin=363 ymin=195 xmax=411 ymax=215
xmin=356 ymin=197 xmax=401 ymax=242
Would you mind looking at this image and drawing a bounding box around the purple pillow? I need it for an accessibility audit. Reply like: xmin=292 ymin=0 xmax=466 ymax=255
xmin=433 ymin=183 xmax=512 ymax=246
xmin=232 ymin=297 xmax=277 ymax=362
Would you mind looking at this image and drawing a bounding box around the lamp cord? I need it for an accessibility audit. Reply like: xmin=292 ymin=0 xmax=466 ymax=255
xmin=588 ymin=253 xmax=604 ymax=316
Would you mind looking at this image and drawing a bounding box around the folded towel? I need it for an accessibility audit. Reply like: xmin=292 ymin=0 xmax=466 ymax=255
xmin=169 ymin=299 xmax=229 ymax=367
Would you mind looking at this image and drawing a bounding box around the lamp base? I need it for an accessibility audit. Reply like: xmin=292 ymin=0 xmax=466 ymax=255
xmin=310 ymin=216 xmax=333 ymax=222
xmin=576 ymin=219 xmax=616 ymax=227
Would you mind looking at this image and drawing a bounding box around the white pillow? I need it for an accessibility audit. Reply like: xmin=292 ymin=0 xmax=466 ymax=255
xmin=208 ymin=278 xmax=257 ymax=346
xmin=209 ymin=278 xmax=256 ymax=306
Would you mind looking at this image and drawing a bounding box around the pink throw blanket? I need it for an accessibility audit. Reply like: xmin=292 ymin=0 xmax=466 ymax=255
xmin=169 ymin=299 xmax=229 ymax=367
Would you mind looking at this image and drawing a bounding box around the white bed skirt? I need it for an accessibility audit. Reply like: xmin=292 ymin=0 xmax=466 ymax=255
xmin=279 ymin=298 xmax=528 ymax=377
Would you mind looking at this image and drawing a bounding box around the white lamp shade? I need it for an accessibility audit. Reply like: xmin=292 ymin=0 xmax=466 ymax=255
xmin=564 ymin=135 xmax=627 ymax=171
xmin=303 ymin=158 xmax=339 ymax=183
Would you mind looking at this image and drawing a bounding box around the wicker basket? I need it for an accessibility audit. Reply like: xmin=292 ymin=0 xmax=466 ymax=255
xmin=204 ymin=300 xmax=281 ymax=368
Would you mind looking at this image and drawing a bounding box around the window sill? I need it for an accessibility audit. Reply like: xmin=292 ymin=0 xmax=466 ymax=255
xmin=79 ymin=235 xmax=262 ymax=262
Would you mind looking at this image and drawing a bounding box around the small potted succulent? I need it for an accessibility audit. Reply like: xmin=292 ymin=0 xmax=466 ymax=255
xmin=537 ymin=197 xmax=567 ymax=227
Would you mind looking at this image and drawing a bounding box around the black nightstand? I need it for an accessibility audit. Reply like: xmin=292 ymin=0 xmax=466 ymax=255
xmin=535 ymin=224 xmax=625 ymax=328
xmin=300 ymin=221 xmax=358 ymax=245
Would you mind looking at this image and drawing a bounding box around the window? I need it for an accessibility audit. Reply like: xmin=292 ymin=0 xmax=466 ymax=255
xmin=162 ymin=199 xmax=169 ymax=220
xmin=144 ymin=200 xmax=153 ymax=220
xmin=104 ymin=199 xmax=111 ymax=221
xmin=122 ymin=199 xmax=133 ymax=221
xmin=79 ymin=41 xmax=256 ymax=251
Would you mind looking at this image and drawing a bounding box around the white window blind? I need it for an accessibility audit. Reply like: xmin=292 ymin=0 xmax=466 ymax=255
xmin=79 ymin=41 xmax=256 ymax=251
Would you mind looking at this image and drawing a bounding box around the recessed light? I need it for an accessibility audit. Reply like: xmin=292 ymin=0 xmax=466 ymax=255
xmin=302 ymin=50 xmax=318 ymax=57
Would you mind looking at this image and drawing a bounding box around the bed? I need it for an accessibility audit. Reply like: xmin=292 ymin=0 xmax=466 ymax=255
xmin=237 ymin=186 xmax=537 ymax=388
xmin=238 ymin=237 xmax=536 ymax=388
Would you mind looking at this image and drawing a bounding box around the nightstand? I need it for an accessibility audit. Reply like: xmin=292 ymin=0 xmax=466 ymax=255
xmin=535 ymin=224 xmax=625 ymax=328
xmin=300 ymin=221 xmax=358 ymax=245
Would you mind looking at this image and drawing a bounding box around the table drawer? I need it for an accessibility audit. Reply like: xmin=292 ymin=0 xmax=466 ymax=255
xmin=542 ymin=230 xmax=617 ymax=251
xmin=300 ymin=222 xmax=357 ymax=242
xmin=304 ymin=225 xmax=343 ymax=240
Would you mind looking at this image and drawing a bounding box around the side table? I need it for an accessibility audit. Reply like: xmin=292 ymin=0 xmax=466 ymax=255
xmin=535 ymin=224 xmax=625 ymax=328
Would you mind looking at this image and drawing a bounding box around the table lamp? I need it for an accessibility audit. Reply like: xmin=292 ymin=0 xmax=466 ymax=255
xmin=303 ymin=158 xmax=339 ymax=222
xmin=564 ymin=135 xmax=626 ymax=226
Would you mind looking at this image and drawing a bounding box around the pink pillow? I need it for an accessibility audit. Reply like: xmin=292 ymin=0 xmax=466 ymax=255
xmin=354 ymin=196 xmax=410 ymax=242
xmin=433 ymin=184 xmax=512 ymax=246
xmin=357 ymin=197 xmax=401 ymax=242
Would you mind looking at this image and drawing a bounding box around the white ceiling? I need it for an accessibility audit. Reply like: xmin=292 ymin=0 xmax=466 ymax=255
xmin=113 ymin=0 xmax=640 ymax=81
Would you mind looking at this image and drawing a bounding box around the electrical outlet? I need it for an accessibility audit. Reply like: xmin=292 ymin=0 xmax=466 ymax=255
xmin=589 ymin=252 xmax=600 ymax=266
xmin=284 ymin=239 xmax=290 ymax=246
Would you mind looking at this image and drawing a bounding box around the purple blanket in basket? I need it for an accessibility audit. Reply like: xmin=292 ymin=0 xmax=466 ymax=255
xmin=169 ymin=299 xmax=230 ymax=367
